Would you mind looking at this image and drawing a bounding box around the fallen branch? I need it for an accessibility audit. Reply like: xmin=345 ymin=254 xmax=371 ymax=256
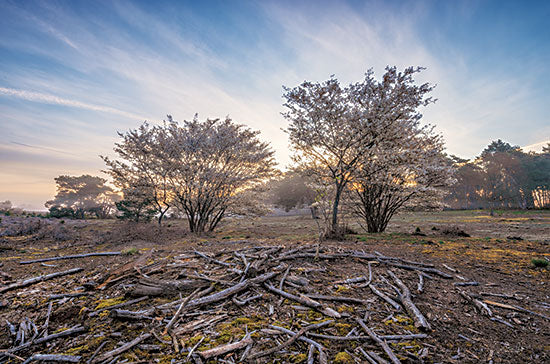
xmin=249 ymin=320 xmax=332 ymax=360
xmin=0 ymin=268 xmax=83 ymax=294
xmin=2 ymin=325 xmax=86 ymax=357
xmin=369 ymin=284 xmax=401 ymax=311
xmin=458 ymin=290 xmax=492 ymax=316
xmin=264 ymin=283 xmax=341 ymax=318
xmin=388 ymin=271 xmax=431 ymax=331
xmin=198 ymin=333 xmax=252 ymax=360
xmin=483 ymin=300 xmax=550 ymax=321
xmin=356 ymin=319 xmax=401 ymax=364
xmin=20 ymin=252 xmax=120 ymax=265
xmin=23 ymin=354 xmax=81 ymax=363
xmin=269 ymin=325 xmax=328 ymax=364
xmin=92 ymin=333 xmax=151 ymax=363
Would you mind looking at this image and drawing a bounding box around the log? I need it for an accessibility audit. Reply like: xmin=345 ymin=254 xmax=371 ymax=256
xmin=0 ymin=268 xmax=83 ymax=294
xmin=356 ymin=319 xmax=401 ymax=364
xmin=387 ymin=271 xmax=431 ymax=331
xmin=20 ymin=252 xmax=121 ymax=265
xmin=198 ymin=334 xmax=252 ymax=359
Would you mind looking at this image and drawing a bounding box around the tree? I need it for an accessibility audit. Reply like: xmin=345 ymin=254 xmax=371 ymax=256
xmin=283 ymin=66 xmax=435 ymax=238
xmin=45 ymin=175 xmax=117 ymax=219
xmin=349 ymin=130 xmax=454 ymax=232
xmin=268 ymin=173 xmax=315 ymax=212
xmin=102 ymin=122 xmax=173 ymax=225
xmin=164 ymin=115 xmax=277 ymax=232
xmin=0 ymin=200 xmax=12 ymax=213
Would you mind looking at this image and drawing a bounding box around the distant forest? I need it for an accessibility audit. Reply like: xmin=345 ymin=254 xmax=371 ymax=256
xmin=444 ymin=140 xmax=550 ymax=210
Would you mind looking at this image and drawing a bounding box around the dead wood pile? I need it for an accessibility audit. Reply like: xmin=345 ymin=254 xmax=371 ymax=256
xmin=0 ymin=244 xmax=548 ymax=363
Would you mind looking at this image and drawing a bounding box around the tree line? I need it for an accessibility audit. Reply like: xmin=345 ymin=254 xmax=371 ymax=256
xmin=445 ymin=140 xmax=550 ymax=211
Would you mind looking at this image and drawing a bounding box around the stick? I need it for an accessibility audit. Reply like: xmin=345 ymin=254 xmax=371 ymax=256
xmin=2 ymin=326 xmax=86 ymax=357
xmin=417 ymin=272 xmax=424 ymax=293
xmin=369 ymin=284 xmax=401 ymax=311
xmin=264 ymin=283 xmax=341 ymax=318
xmin=20 ymin=252 xmax=120 ymax=265
xmin=92 ymin=333 xmax=151 ymax=363
xmin=42 ymin=301 xmax=53 ymax=337
xmin=269 ymin=325 xmax=327 ymax=364
xmin=23 ymin=354 xmax=81 ymax=363
xmin=356 ymin=319 xmax=401 ymax=364
xmin=483 ymin=300 xmax=550 ymax=321
xmin=387 ymin=271 xmax=431 ymax=331
xmin=248 ymin=320 xmax=332 ymax=359
xmin=458 ymin=290 xmax=492 ymax=316
xmin=194 ymin=250 xmax=232 ymax=267
xmin=198 ymin=333 xmax=252 ymax=359
xmin=87 ymin=340 xmax=108 ymax=364
xmin=0 ymin=268 xmax=83 ymax=294
xmin=187 ymin=271 xmax=278 ymax=309
xmin=307 ymin=344 xmax=315 ymax=364
xmin=305 ymin=294 xmax=369 ymax=305
xmin=164 ymin=288 xmax=201 ymax=333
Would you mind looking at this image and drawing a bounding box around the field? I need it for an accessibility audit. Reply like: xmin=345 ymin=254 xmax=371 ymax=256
xmin=0 ymin=210 xmax=548 ymax=363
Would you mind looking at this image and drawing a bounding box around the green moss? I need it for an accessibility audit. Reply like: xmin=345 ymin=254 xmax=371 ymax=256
xmin=289 ymin=353 xmax=308 ymax=363
xmin=334 ymin=352 xmax=353 ymax=363
xmin=94 ymin=297 xmax=126 ymax=310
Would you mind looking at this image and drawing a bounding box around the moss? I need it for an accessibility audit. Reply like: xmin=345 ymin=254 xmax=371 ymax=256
xmin=64 ymin=344 xmax=89 ymax=355
xmin=333 ymin=352 xmax=353 ymax=363
xmin=94 ymin=297 xmax=126 ymax=310
xmin=214 ymin=315 xmax=266 ymax=345
xmin=334 ymin=322 xmax=352 ymax=335
xmin=289 ymin=353 xmax=308 ymax=363
xmin=335 ymin=285 xmax=349 ymax=293
xmin=122 ymin=247 xmax=139 ymax=255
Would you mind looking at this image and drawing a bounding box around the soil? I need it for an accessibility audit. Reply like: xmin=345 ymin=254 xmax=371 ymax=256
xmin=0 ymin=210 xmax=548 ymax=363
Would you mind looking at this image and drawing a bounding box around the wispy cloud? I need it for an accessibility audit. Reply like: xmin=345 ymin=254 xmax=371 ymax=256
xmin=0 ymin=87 xmax=146 ymax=120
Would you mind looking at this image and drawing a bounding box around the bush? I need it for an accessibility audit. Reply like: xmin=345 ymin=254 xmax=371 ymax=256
xmin=531 ymin=258 xmax=549 ymax=268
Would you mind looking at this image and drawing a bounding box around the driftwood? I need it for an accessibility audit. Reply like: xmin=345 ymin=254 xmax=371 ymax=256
xmin=20 ymin=252 xmax=121 ymax=265
xmin=0 ymin=268 xmax=83 ymax=294
xmin=356 ymin=319 xmax=401 ymax=364
xmin=388 ymin=271 xmax=431 ymax=330
xmin=92 ymin=333 xmax=151 ymax=363
xmin=198 ymin=333 xmax=253 ymax=359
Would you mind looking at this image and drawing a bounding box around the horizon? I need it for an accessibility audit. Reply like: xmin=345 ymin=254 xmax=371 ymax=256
xmin=1 ymin=0 xmax=549 ymax=210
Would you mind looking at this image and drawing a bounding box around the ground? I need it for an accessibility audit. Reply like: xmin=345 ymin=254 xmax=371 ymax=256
xmin=0 ymin=210 xmax=548 ymax=363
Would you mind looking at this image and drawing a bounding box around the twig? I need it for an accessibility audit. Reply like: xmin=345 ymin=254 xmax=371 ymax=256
xmin=198 ymin=333 xmax=252 ymax=359
xmin=369 ymin=284 xmax=401 ymax=311
xmin=23 ymin=354 xmax=81 ymax=363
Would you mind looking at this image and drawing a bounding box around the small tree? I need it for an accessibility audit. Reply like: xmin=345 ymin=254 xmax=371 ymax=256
xmin=165 ymin=115 xmax=276 ymax=232
xmin=283 ymin=66 xmax=435 ymax=238
xmin=45 ymin=175 xmax=116 ymax=219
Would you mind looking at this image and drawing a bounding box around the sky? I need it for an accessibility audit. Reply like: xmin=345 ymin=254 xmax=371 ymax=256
xmin=1 ymin=0 xmax=549 ymax=210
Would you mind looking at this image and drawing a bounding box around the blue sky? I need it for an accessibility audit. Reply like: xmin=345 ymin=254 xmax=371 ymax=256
xmin=1 ymin=0 xmax=549 ymax=209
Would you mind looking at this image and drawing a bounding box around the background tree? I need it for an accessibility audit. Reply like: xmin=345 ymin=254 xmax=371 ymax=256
xmin=165 ymin=115 xmax=277 ymax=233
xmin=102 ymin=121 xmax=172 ymax=225
xmin=283 ymin=66 xmax=436 ymax=238
xmin=268 ymin=173 xmax=315 ymax=212
xmin=115 ymin=181 xmax=157 ymax=222
xmin=45 ymin=175 xmax=117 ymax=219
